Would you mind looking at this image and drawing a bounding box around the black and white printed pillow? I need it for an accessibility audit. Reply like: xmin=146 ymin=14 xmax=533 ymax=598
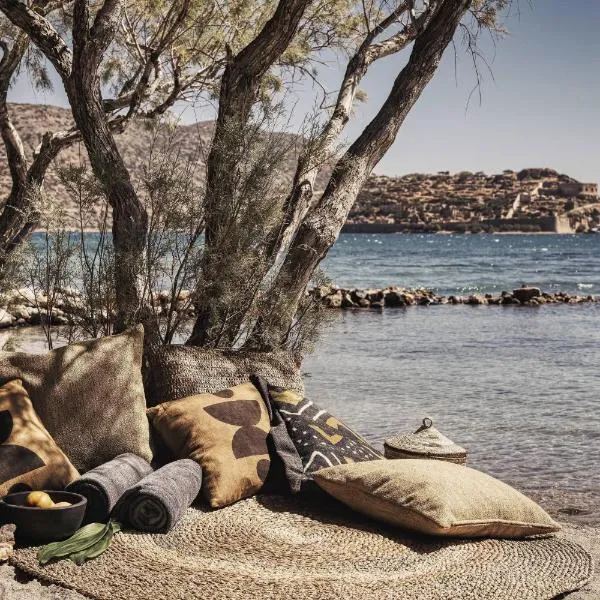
xmin=267 ymin=386 xmax=383 ymax=492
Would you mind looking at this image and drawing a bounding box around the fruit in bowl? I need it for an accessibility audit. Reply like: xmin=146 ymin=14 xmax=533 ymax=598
xmin=25 ymin=491 xmax=72 ymax=509
xmin=0 ymin=491 xmax=86 ymax=542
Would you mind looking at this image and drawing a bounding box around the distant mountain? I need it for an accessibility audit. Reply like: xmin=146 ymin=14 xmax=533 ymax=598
xmin=0 ymin=103 xmax=317 ymax=226
xmin=1 ymin=104 xmax=598 ymax=233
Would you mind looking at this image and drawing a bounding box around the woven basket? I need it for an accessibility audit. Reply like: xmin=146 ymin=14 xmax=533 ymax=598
xmin=384 ymin=418 xmax=467 ymax=464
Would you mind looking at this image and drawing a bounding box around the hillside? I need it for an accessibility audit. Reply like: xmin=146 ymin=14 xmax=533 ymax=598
xmin=0 ymin=103 xmax=312 ymax=226
xmin=1 ymin=104 xmax=598 ymax=233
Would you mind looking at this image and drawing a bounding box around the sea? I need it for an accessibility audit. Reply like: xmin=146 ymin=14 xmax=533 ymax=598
xmin=4 ymin=233 xmax=600 ymax=524
xmin=303 ymin=233 xmax=600 ymax=524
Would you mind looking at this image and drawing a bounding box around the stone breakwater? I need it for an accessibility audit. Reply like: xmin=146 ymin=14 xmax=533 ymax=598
xmin=0 ymin=285 xmax=597 ymax=330
xmin=0 ymin=287 xmax=197 ymax=330
xmin=310 ymin=285 xmax=599 ymax=309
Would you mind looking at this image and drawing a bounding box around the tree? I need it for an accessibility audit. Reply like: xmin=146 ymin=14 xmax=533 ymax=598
xmin=0 ymin=0 xmax=226 ymax=329
xmin=1 ymin=0 xmax=505 ymax=352
xmin=189 ymin=0 xmax=503 ymax=350
xmin=0 ymin=0 xmax=353 ymax=334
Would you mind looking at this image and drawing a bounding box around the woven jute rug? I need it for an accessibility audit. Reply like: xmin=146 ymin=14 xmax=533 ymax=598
xmin=10 ymin=495 xmax=592 ymax=600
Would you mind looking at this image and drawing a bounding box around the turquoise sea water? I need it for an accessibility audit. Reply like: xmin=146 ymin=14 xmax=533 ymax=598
xmin=304 ymin=234 xmax=600 ymax=524
xmin=321 ymin=233 xmax=600 ymax=295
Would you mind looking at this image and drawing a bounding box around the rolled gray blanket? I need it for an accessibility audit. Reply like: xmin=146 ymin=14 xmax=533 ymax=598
xmin=112 ymin=459 xmax=202 ymax=533
xmin=66 ymin=453 xmax=153 ymax=524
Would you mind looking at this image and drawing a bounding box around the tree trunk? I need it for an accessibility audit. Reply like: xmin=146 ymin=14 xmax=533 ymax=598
xmin=64 ymin=82 xmax=148 ymax=332
xmin=64 ymin=0 xmax=149 ymax=333
xmin=0 ymin=36 xmax=34 ymax=283
xmin=246 ymin=0 xmax=471 ymax=350
xmin=188 ymin=0 xmax=311 ymax=347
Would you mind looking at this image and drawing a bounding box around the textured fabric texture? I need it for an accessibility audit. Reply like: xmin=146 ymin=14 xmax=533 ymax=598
xmin=314 ymin=459 xmax=561 ymax=538
xmin=251 ymin=376 xmax=304 ymax=494
xmin=113 ymin=459 xmax=202 ymax=533
xmin=0 ymin=326 xmax=152 ymax=473
xmin=143 ymin=345 xmax=303 ymax=407
xmin=66 ymin=453 xmax=153 ymax=524
xmin=9 ymin=494 xmax=592 ymax=600
xmin=147 ymin=382 xmax=270 ymax=508
xmin=267 ymin=387 xmax=383 ymax=491
xmin=0 ymin=380 xmax=79 ymax=496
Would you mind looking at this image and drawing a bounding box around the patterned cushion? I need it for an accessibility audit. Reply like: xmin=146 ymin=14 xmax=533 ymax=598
xmin=0 ymin=325 xmax=152 ymax=473
xmin=267 ymin=387 xmax=383 ymax=491
xmin=143 ymin=345 xmax=303 ymax=407
xmin=0 ymin=379 xmax=79 ymax=496
xmin=147 ymin=382 xmax=271 ymax=508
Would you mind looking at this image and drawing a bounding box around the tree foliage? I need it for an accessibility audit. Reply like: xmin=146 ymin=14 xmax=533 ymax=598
xmin=0 ymin=0 xmax=509 ymax=355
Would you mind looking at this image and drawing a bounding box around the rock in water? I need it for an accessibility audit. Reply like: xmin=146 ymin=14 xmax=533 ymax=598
xmin=513 ymin=286 xmax=542 ymax=303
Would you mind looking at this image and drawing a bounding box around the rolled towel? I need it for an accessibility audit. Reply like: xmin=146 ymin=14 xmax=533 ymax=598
xmin=66 ymin=453 xmax=153 ymax=524
xmin=113 ymin=459 xmax=202 ymax=533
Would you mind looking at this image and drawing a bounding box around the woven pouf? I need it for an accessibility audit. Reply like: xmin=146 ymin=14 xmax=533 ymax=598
xmin=384 ymin=417 xmax=468 ymax=464
xmin=10 ymin=495 xmax=592 ymax=600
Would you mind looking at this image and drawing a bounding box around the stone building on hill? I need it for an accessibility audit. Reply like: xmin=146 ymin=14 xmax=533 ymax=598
xmin=346 ymin=169 xmax=600 ymax=233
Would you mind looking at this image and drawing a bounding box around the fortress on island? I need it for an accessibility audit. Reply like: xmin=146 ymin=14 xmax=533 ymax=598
xmin=345 ymin=168 xmax=600 ymax=234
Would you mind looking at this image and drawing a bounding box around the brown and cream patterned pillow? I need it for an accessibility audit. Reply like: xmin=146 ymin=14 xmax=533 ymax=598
xmin=147 ymin=382 xmax=271 ymax=508
xmin=0 ymin=379 xmax=79 ymax=496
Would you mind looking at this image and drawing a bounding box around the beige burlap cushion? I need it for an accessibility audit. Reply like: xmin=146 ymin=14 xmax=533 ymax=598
xmin=314 ymin=459 xmax=560 ymax=538
xmin=143 ymin=345 xmax=303 ymax=407
xmin=147 ymin=382 xmax=271 ymax=508
xmin=0 ymin=325 xmax=152 ymax=473
xmin=0 ymin=379 xmax=79 ymax=495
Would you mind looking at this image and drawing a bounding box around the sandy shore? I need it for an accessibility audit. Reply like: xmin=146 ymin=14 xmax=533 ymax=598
xmin=0 ymin=523 xmax=596 ymax=599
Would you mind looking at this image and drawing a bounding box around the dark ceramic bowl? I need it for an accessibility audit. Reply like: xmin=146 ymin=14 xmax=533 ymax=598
xmin=0 ymin=491 xmax=87 ymax=543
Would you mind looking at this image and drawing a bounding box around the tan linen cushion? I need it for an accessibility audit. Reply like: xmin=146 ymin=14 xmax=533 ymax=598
xmin=314 ymin=459 xmax=560 ymax=538
xmin=0 ymin=379 xmax=79 ymax=495
xmin=147 ymin=382 xmax=271 ymax=508
xmin=0 ymin=325 xmax=152 ymax=473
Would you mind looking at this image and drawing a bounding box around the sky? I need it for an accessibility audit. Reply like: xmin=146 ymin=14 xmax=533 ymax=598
xmin=8 ymin=0 xmax=600 ymax=183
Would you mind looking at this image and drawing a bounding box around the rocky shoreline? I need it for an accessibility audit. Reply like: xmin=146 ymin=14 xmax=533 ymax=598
xmin=0 ymin=285 xmax=597 ymax=331
xmin=310 ymin=285 xmax=599 ymax=310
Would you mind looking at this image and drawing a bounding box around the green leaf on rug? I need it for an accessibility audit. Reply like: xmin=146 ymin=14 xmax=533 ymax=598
xmin=38 ymin=522 xmax=110 ymax=565
xmin=70 ymin=521 xmax=121 ymax=566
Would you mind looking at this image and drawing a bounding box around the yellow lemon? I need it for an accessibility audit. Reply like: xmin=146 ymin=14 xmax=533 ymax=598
xmin=35 ymin=493 xmax=55 ymax=509
xmin=25 ymin=491 xmax=49 ymax=507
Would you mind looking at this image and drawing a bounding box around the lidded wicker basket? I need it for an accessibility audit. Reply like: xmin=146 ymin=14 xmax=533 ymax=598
xmin=384 ymin=418 xmax=467 ymax=464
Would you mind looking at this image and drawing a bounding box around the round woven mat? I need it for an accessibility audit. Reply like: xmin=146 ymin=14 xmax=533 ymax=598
xmin=10 ymin=495 xmax=592 ymax=600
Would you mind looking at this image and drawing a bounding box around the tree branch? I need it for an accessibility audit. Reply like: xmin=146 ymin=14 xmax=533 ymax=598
xmin=233 ymin=0 xmax=313 ymax=79
xmin=246 ymin=0 xmax=471 ymax=350
xmin=90 ymin=0 xmax=122 ymax=53
xmin=258 ymin=1 xmax=427 ymax=297
xmin=187 ymin=0 xmax=313 ymax=347
xmin=0 ymin=0 xmax=72 ymax=79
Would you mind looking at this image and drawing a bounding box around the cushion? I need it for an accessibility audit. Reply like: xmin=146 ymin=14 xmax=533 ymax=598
xmin=0 ymin=379 xmax=79 ymax=496
xmin=250 ymin=376 xmax=304 ymax=494
xmin=143 ymin=345 xmax=303 ymax=407
xmin=0 ymin=325 xmax=152 ymax=473
xmin=267 ymin=387 xmax=383 ymax=491
xmin=147 ymin=382 xmax=271 ymax=508
xmin=314 ymin=459 xmax=561 ymax=538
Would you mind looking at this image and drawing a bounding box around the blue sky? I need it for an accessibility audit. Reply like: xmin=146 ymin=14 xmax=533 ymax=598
xmin=8 ymin=0 xmax=600 ymax=183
